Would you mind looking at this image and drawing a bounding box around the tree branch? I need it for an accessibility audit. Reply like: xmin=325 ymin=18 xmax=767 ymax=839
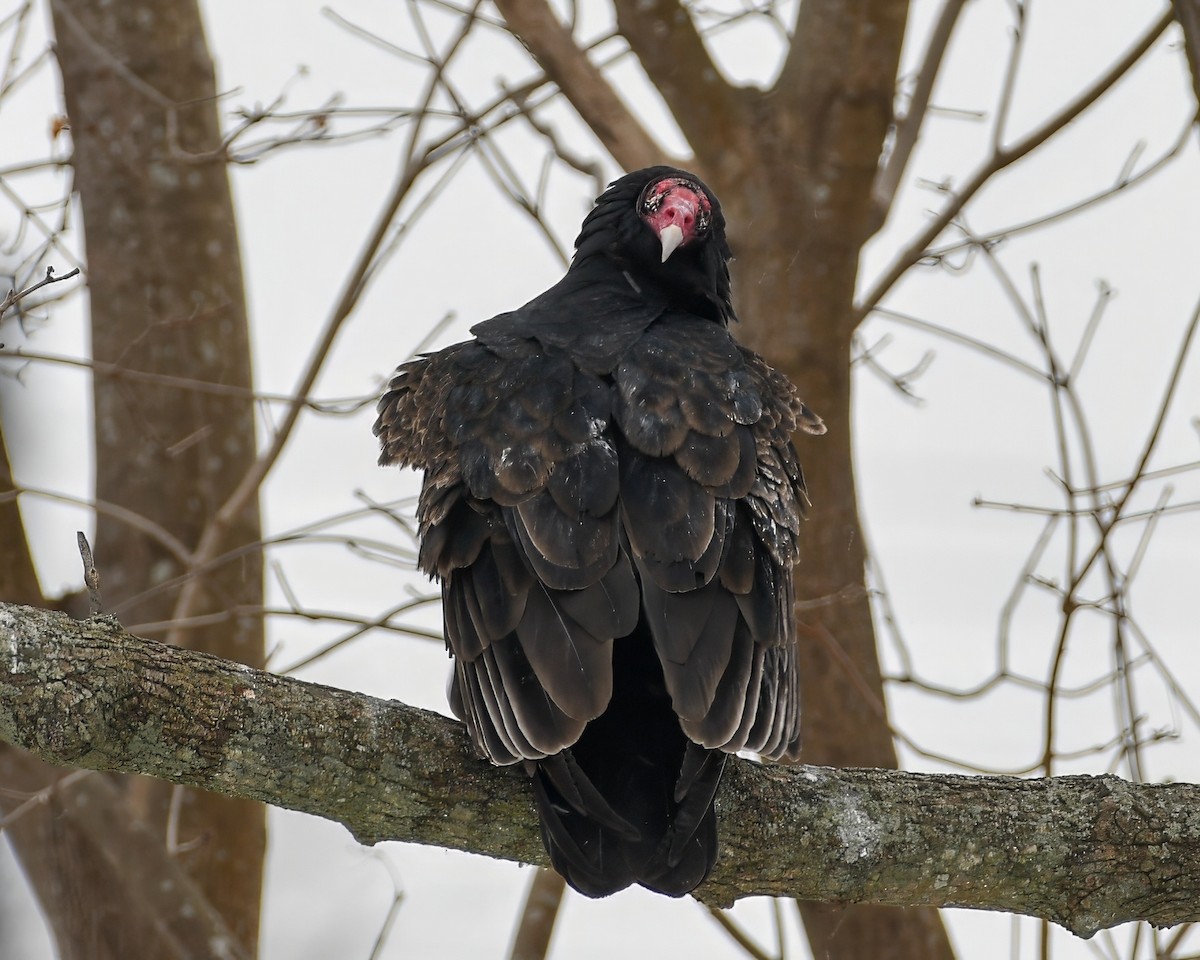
xmin=2 ymin=602 xmax=1199 ymax=937
xmin=493 ymin=0 xmax=666 ymax=171
xmin=611 ymin=0 xmax=742 ymax=173
xmin=1174 ymin=0 xmax=1200 ymax=135
xmin=856 ymin=7 xmax=1173 ymax=320
xmin=161 ymin=7 xmax=488 ymax=653
xmin=870 ymin=0 xmax=968 ymax=220
xmin=0 ymin=264 xmax=80 ymax=318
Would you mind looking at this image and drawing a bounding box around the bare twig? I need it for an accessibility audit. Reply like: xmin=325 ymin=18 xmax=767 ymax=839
xmin=75 ymin=531 xmax=103 ymax=615
xmin=0 ymin=769 xmax=91 ymax=832
xmin=857 ymin=8 xmax=1173 ymax=320
xmin=871 ymin=0 xmax=968 ymax=218
xmin=366 ymin=857 xmax=406 ymax=960
xmin=165 ymin=9 xmax=488 ymax=648
xmin=0 ymin=264 xmax=79 ymax=317
xmin=991 ymin=0 xmax=1028 ymax=153
xmin=0 ymin=346 xmax=379 ymax=414
xmin=503 ymin=81 xmax=606 ymax=189
xmin=1174 ymin=0 xmax=1200 ymax=142
xmin=923 ymin=117 xmax=1193 ymax=261
xmin=0 ymin=485 xmax=193 ymax=565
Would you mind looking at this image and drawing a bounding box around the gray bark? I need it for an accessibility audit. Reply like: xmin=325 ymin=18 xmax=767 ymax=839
xmin=2 ymin=602 xmax=1197 ymax=939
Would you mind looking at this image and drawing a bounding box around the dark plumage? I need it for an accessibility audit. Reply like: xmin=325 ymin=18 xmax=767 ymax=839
xmin=374 ymin=166 xmax=824 ymax=898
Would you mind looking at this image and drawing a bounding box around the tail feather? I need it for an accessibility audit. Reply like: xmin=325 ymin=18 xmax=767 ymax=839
xmin=529 ymin=628 xmax=726 ymax=898
xmin=665 ymin=744 xmax=725 ymax=864
xmin=533 ymin=751 xmax=641 ymax=839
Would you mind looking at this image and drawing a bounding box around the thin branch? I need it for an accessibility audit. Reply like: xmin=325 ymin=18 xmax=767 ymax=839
xmin=502 ymin=81 xmax=606 ymax=188
xmin=165 ymin=11 xmax=486 ymax=646
xmin=871 ymin=0 xmax=968 ymax=217
xmin=1112 ymin=291 xmax=1200 ymax=516
xmin=366 ymin=860 xmax=406 ymax=960
xmin=493 ymin=0 xmax=666 ymax=171
xmin=612 ymin=0 xmax=736 ymax=168
xmin=0 ymin=769 xmax=90 ymax=832
xmin=991 ymin=0 xmax=1028 ymax=153
xmin=1067 ymin=290 xmax=1200 ymax=590
xmin=923 ymin=116 xmax=1193 ymax=261
xmin=75 ymin=531 xmax=102 ymax=615
xmin=124 ymin=601 xmax=442 ymax=649
xmin=0 ymin=485 xmax=193 ymax=566
xmin=1173 ymin=0 xmax=1200 ymax=142
xmin=707 ymin=906 xmax=779 ymax=960
xmin=276 ymin=596 xmax=443 ymax=674
xmin=0 ymin=264 xmax=79 ymax=317
xmin=867 ymin=306 xmax=1048 ymax=380
xmin=856 ymin=8 xmax=1173 ymax=320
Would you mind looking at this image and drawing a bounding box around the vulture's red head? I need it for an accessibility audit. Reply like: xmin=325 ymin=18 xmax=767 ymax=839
xmin=637 ymin=174 xmax=714 ymax=263
xmin=572 ymin=166 xmax=735 ymax=326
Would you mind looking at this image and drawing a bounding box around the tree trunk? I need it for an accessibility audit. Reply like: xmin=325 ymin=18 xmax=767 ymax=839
xmin=697 ymin=3 xmax=958 ymax=956
xmin=46 ymin=0 xmax=265 ymax=949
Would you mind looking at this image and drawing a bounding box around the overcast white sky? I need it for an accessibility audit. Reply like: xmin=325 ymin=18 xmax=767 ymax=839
xmin=2 ymin=1 xmax=1199 ymax=958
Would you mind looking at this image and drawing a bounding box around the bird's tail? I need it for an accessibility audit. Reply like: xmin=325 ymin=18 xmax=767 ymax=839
xmin=528 ymin=630 xmax=727 ymax=898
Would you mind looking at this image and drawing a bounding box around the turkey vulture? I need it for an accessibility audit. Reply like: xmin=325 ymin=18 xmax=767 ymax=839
xmin=374 ymin=166 xmax=824 ymax=898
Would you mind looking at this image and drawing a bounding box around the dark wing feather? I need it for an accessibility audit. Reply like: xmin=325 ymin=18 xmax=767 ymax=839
xmin=507 ymin=487 xmax=618 ymax=589
xmin=515 ymin=582 xmax=613 ymax=721
xmin=463 ymin=536 xmax=529 ymax=638
xmin=647 ymin=585 xmax=739 ymax=722
xmin=612 ymin=314 xmax=813 ymax=760
xmin=374 ymin=337 xmax=638 ymax=763
xmin=680 ymin=617 xmax=757 ymax=748
xmin=749 ymin=643 xmax=802 ymax=757
xmin=485 ymin=637 xmax=585 ymax=754
xmin=454 ymin=655 xmax=520 ymax=762
xmin=553 ymin=551 xmax=640 ymax=638
xmin=620 ymin=451 xmax=719 ymax=581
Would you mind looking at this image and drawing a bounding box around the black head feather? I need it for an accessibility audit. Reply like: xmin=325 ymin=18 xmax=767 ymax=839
xmin=572 ymin=166 xmax=735 ymax=326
